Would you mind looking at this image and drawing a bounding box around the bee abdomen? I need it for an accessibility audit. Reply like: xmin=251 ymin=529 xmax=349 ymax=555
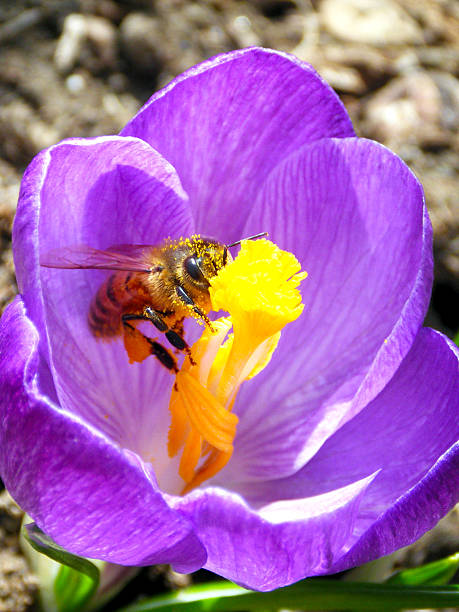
xmin=88 ymin=273 xmax=128 ymax=337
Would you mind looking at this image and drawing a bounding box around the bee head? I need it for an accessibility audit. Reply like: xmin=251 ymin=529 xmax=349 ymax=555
xmin=165 ymin=233 xmax=266 ymax=293
xmin=184 ymin=237 xmax=231 ymax=288
xmin=181 ymin=233 xmax=268 ymax=288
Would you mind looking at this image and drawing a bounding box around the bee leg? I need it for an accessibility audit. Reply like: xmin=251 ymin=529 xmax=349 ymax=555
xmin=123 ymin=310 xmax=183 ymax=347
xmin=165 ymin=329 xmax=187 ymax=351
xmin=123 ymin=310 xmax=168 ymax=332
xmin=170 ymin=319 xmax=196 ymax=366
xmin=140 ymin=306 xmax=194 ymax=354
xmin=142 ymin=307 xmax=189 ymax=353
xmin=175 ymin=286 xmax=215 ymax=332
xmin=149 ymin=340 xmax=178 ymax=373
xmin=122 ymin=319 xmax=178 ymax=373
xmin=122 ymin=310 xmax=193 ymax=362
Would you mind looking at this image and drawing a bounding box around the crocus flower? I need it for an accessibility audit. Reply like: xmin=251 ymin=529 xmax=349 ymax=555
xmin=0 ymin=47 xmax=458 ymax=592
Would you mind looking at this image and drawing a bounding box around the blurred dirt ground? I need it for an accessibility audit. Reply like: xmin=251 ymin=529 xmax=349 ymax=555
xmin=0 ymin=1 xmax=458 ymax=610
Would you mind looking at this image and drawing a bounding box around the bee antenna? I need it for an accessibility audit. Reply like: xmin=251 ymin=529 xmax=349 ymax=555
xmin=227 ymin=232 xmax=268 ymax=248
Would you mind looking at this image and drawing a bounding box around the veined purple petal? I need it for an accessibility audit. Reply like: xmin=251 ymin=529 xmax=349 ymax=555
xmin=226 ymin=138 xmax=431 ymax=482
xmin=14 ymin=136 xmax=194 ymax=461
xmin=173 ymin=474 xmax=375 ymax=591
xmin=333 ymin=443 xmax=459 ymax=574
xmin=121 ymin=47 xmax=354 ymax=242
xmin=0 ymin=297 xmax=206 ymax=572
xmin=228 ymin=327 xmax=459 ymax=575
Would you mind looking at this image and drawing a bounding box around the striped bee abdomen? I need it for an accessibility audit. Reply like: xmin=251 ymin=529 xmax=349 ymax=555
xmin=88 ymin=272 xmax=145 ymax=338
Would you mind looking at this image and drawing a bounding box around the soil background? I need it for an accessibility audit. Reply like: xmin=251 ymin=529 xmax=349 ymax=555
xmin=0 ymin=1 xmax=458 ymax=611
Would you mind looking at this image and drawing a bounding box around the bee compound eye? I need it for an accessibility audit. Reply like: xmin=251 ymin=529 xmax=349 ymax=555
xmin=184 ymin=256 xmax=205 ymax=282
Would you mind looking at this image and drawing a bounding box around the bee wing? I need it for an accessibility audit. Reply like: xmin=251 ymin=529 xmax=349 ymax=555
xmin=40 ymin=244 xmax=157 ymax=272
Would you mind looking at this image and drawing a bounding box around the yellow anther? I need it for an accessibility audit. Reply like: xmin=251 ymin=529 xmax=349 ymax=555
xmin=210 ymin=239 xmax=307 ymax=344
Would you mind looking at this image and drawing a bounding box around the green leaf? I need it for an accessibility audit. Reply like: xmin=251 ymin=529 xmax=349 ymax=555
xmin=387 ymin=552 xmax=459 ymax=586
xmin=24 ymin=523 xmax=100 ymax=612
xmin=114 ymin=577 xmax=459 ymax=612
xmin=54 ymin=564 xmax=98 ymax=612
xmin=454 ymin=330 xmax=459 ymax=347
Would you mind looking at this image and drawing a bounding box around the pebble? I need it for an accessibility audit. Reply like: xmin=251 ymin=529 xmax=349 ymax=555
xmin=65 ymin=73 xmax=86 ymax=94
xmin=119 ymin=12 xmax=163 ymax=76
xmin=364 ymin=72 xmax=452 ymax=146
xmin=54 ymin=13 xmax=117 ymax=74
xmin=318 ymin=64 xmax=366 ymax=94
xmin=228 ymin=15 xmax=261 ymax=48
xmin=320 ymin=0 xmax=423 ymax=46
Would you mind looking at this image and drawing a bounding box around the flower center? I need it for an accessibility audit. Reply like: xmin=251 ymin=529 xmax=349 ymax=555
xmin=167 ymin=239 xmax=307 ymax=494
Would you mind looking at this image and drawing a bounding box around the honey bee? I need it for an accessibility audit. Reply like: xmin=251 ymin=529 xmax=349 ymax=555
xmin=41 ymin=233 xmax=266 ymax=372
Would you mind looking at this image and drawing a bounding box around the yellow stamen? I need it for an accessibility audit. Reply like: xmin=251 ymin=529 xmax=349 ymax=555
xmin=177 ymin=371 xmax=238 ymax=452
xmin=179 ymin=428 xmax=202 ymax=484
xmin=211 ymin=239 xmax=307 ymax=344
xmin=181 ymin=448 xmax=233 ymax=495
xmin=167 ymin=388 xmax=189 ymax=458
xmin=167 ymin=239 xmax=307 ymax=494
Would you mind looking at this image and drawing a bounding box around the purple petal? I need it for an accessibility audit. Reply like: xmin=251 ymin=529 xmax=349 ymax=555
xmin=173 ymin=475 xmax=375 ymax=591
xmin=14 ymin=137 xmax=194 ymax=462
xmin=225 ymin=138 xmax=431 ymax=482
xmin=230 ymin=327 xmax=459 ymax=572
xmin=0 ymin=297 xmax=206 ymax=572
xmin=333 ymin=443 xmax=459 ymax=573
xmin=121 ymin=47 xmax=354 ymax=241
